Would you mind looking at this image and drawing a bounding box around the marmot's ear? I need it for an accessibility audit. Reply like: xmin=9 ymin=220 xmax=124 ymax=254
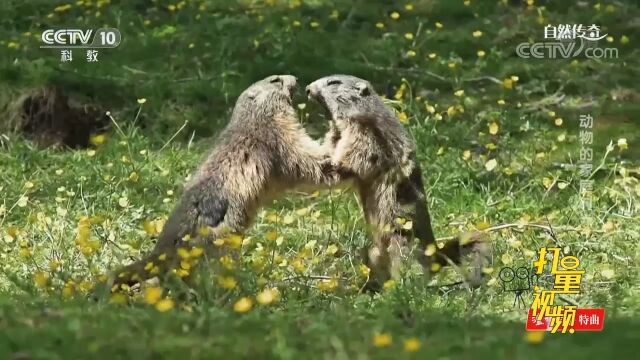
xmin=355 ymin=82 xmax=370 ymax=96
xmin=245 ymin=90 xmax=257 ymax=100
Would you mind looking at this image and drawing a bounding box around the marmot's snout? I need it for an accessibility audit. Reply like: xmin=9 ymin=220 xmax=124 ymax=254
xmin=277 ymin=75 xmax=298 ymax=94
xmin=305 ymin=83 xmax=322 ymax=102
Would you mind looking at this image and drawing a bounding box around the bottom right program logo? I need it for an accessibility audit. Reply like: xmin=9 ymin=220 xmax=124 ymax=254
xmin=525 ymin=247 xmax=605 ymax=333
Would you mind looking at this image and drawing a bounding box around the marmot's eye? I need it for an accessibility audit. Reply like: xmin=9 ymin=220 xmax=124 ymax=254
xmin=270 ymin=77 xmax=282 ymax=83
xmin=327 ymin=79 xmax=342 ymax=86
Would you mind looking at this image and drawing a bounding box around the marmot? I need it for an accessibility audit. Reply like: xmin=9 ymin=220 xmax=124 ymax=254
xmin=307 ymin=75 xmax=486 ymax=289
xmin=108 ymin=75 xmax=341 ymax=289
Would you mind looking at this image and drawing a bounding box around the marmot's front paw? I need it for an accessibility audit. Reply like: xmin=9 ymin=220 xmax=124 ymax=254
xmin=320 ymin=159 xmax=341 ymax=185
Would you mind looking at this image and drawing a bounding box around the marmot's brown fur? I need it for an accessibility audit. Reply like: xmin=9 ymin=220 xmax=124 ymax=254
xmin=108 ymin=75 xmax=340 ymax=290
xmin=307 ymin=75 xmax=487 ymax=289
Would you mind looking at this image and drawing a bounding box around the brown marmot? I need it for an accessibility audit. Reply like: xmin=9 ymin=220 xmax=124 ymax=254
xmin=307 ymin=75 xmax=486 ymax=290
xmin=108 ymin=75 xmax=341 ymax=290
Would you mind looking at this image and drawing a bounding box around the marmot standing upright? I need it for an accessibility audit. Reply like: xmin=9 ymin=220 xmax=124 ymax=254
xmin=307 ymin=75 xmax=486 ymax=289
xmin=109 ymin=75 xmax=341 ymax=289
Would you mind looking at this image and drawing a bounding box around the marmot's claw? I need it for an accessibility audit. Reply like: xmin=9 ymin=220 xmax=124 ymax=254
xmin=320 ymin=159 xmax=341 ymax=185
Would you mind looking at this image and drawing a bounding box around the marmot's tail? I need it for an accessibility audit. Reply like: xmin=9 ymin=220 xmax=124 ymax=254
xmin=106 ymin=185 xmax=229 ymax=291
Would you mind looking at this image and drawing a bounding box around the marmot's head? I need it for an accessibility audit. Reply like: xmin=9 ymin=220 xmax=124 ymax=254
xmin=306 ymin=75 xmax=390 ymax=124
xmin=232 ymin=75 xmax=298 ymax=122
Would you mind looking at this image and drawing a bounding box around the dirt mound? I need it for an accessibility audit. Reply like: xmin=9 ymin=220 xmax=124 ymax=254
xmin=2 ymin=87 xmax=109 ymax=148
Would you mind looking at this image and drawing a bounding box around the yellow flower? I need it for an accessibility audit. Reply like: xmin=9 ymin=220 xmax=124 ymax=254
xmin=218 ymin=276 xmax=237 ymax=289
xmin=266 ymin=213 xmax=281 ymax=223
xmin=310 ymin=21 xmax=319 ymax=28
xmin=177 ymin=247 xmax=191 ymax=259
xmin=359 ymin=264 xmax=371 ymax=277
xmin=48 ymin=260 xmax=60 ymax=271
xmin=489 ymin=122 xmax=499 ymax=135
xmin=390 ymin=12 xmax=400 ymax=20
xmin=462 ymin=150 xmax=471 ymax=161
xmin=190 ymin=246 xmax=204 ymax=257
xmin=256 ymin=288 xmax=279 ymax=305
xmin=325 ymin=244 xmax=339 ymax=255
xmin=472 ymin=30 xmax=483 ymax=38
xmin=405 ymin=4 xmax=414 ymax=11
xmin=117 ymin=197 xmax=128 ymax=208
xmin=503 ymin=78 xmax=514 ymax=89
xmin=406 ymin=50 xmax=416 ymax=57
xmin=54 ymin=4 xmax=72 ymax=12
xmin=404 ymin=337 xmax=421 ymax=352
xmin=233 ymin=297 xmax=253 ymax=313
xmin=197 ymin=226 xmax=211 ymax=237
xmin=430 ymin=263 xmax=441 ymax=273
xmin=424 ymin=244 xmax=437 ymax=256
xmin=34 ymin=271 xmax=49 ymax=288
xmin=485 ymin=159 xmax=497 ymax=171
xmin=428 ymin=53 xmax=437 ymax=59
xmin=318 ymin=278 xmax=339 ymax=291
xmin=525 ymin=331 xmax=545 ymax=344
xmin=554 ymin=118 xmax=563 ymax=126
xmin=143 ymin=220 xmax=159 ymax=236
xmin=89 ymin=133 xmax=106 ymax=146
xmin=375 ymin=22 xmax=385 ymax=29
xmin=220 ymin=255 xmax=235 ymax=270
xmin=372 ymin=333 xmax=392 ymax=347
xmin=398 ymin=112 xmax=408 ymax=123
xmin=293 ymin=20 xmax=301 ymax=27
xmin=383 ymin=279 xmax=396 ymax=289
xmin=62 ymin=283 xmax=75 ymax=298
xmin=454 ymin=89 xmax=464 ymax=97
xmin=155 ymin=298 xmax=174 ymax=312
xmin=404 ymin=33 xmax=414 ymax=40
xmin=137 ymin=98 xmax=147 ymax=104
xmin=617 ymin=138 xmax=628 ymax=150
xmin=144 ymin=287 xmax=162 ymax=304
xmin=435 ymin=22 xmax=443 ymax=29
xmin=265 ymin=231 xmax=279 ymax=242
xmin=497 ymin=99 xmax=506 ymax=105
xmin=477 ymin=49 xmax=486 ymax=57
xmin=620 ymin=35 xmax=629 ymax=45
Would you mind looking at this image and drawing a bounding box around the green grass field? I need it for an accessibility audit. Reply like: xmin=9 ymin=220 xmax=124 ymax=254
xmin=1 ymin=0 xmax=639 ymax=358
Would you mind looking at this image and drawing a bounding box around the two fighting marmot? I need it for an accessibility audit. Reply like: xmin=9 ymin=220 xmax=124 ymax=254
xmin=108 ymin=74 xmax=486 ymax=292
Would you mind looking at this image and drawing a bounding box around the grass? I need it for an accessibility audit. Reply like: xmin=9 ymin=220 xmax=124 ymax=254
xmin=1 ymin=0 xmax=639 ymax=358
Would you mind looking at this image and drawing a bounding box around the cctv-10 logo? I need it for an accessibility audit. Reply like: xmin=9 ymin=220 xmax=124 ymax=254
xmin=40 ymin=28 xmax=121 ymax=48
